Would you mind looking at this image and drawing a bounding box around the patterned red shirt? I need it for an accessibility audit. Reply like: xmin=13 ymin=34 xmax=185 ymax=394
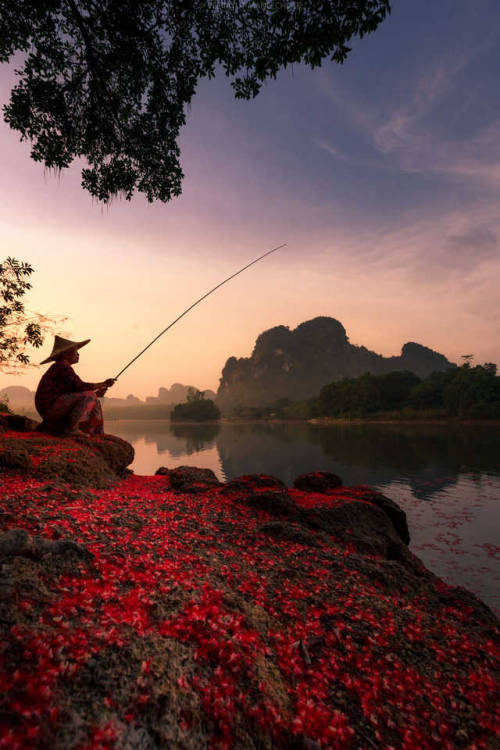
xmin=35 ymin=361 xmax=94 ymax=418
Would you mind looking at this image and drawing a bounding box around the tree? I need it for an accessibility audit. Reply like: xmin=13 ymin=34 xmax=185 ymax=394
xmin=0 ymin=0 xmax=391 ymax=202
xmin=442 ymin=363 xmax=500 ymax=417
xmin=186 ymin=387 xmax=205 ymax=402
xmin=0 ymin=256 xmax=67 ymax=372
xmin=171 ymin=395 xmax=220 ymax=422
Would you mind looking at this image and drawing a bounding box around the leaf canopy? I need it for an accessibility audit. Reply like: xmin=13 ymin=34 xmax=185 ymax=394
xmin=0 ymin=0 xmax=390 ymax=202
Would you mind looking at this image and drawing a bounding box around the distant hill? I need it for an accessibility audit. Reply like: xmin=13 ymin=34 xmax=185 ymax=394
xmin=216 ymin=316 xmax=456 ymax=411
xmin=0 ymin=386 xmax=35 ymax=413
xmin=0 ymin=382 xmax=216 ymax=418
xmin=143 ymin=384 xmax=216 ymax=406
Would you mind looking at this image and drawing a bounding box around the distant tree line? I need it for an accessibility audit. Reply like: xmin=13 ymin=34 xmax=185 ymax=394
xmin=229 ymin=363 xmax=500 ymax=420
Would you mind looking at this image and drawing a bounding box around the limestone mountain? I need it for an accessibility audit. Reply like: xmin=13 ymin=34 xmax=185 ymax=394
xmin=216 ymin=317 xmax=455 ymax=411
xmin=144 ymin=384 xmax=216 ymax=406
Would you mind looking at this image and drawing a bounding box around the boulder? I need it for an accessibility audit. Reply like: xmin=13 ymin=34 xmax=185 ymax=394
xmin=220 ymin=473 xmax=288 ymax=495
xmin=244 ymin=490 xmax=297 ymax=517
xmin=342 ymin=487 xmax=410 ymax=545
xmin=167 ymin=465 xmax=222 ymax=493
xmin=0 ymin=431 xmax=134 ymax=488
xmin=0 ymin=413 xmax=39 ymax=433
xmin=293 ymin=471 xmax=342 ymax=492
xmin=221 ymin=474 xmax=296 ymax=517
xmin=301 ymin=500 xmax=411 ymax=561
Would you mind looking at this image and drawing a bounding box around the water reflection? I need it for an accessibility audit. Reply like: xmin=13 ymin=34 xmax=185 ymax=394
xmin=110 ymin=420 xmax=500 ymax=496
xmin=170 ymin=423 xmax=220 ymax=454
xmin=112 ymin=420 xmax=220 ymax=458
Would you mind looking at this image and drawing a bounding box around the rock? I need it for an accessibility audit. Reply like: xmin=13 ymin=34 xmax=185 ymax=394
xmin=0 ymin=414 xmax=40 ymax=433
xmin=301 ymin=501 xmax=411 ymax=561
xmin=244 ymin=490 xmax=297 ymax=517
xmin=0 ymin=470 xmax=497 ymax=750
xmin=168 ymin=465 xmax=222 ymax=493
xmin=0 ymin=432 xmax=134 ymax=488
xmin=220 ymin=473 xmax=288 ymax=495
xmin=257 ymin=521 xmax=319 ymax=547
xmin=293 ymin=471 xmax=342 ymax=492
xmin=0 ymin=528 xmax=93 ymax=561
xmin=347 ymin=487 xmax=410 ymax=545
xmin=221 ymin=474 xmax=295 ymax=517
xmin=0 ymin=442 xmax=32 ymax=472
xmin=73 ymin=434 xmax=134 ymax=477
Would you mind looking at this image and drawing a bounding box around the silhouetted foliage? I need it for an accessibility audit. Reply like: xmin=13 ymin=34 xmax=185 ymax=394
xmin=0 ymin=0 xmax=390 ymax=202
xmin=0 ymin=257 xmax=66 ymax=372
xmin=315 ymin=365 xmax=500 ymax=419
xmin=186 ymin=387 xmax=205 ymax=403
xmin=441 ymin=362 xmax=500 ymax=417
xmin=231 ymin=397 xmax=310 ymax=420
xmin=317 ymin=371 xmax=421 ymax=417
xmin=171 ymin=397 xmax=221 ymax=422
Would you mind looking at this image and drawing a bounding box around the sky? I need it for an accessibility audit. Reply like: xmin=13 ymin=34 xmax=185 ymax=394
xmin=1 ymin=0 xmax=499 ymax=400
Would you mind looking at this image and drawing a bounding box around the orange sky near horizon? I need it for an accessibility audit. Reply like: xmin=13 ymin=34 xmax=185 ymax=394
xmin=1 ymin=2 xmax=499 ymax=401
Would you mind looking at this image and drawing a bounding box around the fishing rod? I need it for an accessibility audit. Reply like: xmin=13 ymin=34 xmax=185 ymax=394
xmin=113 ymin=242 xmax=287 ymax=381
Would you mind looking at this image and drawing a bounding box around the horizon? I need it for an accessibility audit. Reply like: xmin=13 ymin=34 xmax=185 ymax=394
xmin=1 ymin=0 xmax=499 ymax=399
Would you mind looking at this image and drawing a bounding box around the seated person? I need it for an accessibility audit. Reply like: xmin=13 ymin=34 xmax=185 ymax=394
xmin=35 ymin=335 xmax=116 ymax=436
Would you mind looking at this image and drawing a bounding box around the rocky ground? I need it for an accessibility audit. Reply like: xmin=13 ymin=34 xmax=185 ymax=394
xmin=0 ymin=418 xmax=498 ymax=749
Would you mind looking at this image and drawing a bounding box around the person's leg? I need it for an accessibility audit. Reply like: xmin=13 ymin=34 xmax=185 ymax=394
xmin=47 ymin=391 xmax=100 ymax=434
xmin=79 ymin=397 xmax=104 ymax=435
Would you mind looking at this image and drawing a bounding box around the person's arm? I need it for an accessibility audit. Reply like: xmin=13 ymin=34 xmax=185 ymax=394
xmin=63 ymin=364 xmax=115 ymax=393
xmin=93 ymin=378 xmax=116 ymax=390
xmin=95 ymin=379 xmax=116 ymax=397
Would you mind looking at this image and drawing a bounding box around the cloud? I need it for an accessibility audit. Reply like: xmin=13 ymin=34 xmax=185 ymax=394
xmin=314 ymin=69 xmax=377 ymax=135
xmin=446 ymin=225 xmax=497 ymax=257
xmin=372 ymin=57 xmax=500 ymax=188
xmin=373 ymin=54 xmax=472 ymax=155
xmin=317 ymin=48 xmax=500 ymax=189
xmin=329 ymin=203 xmax=500 ymax=287
xmin=312 ymin=137 xmax=349 ymax=161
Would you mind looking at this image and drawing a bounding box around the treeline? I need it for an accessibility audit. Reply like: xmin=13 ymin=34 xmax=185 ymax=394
xmin=230 ymin=363 xmax=500 ymax=420
xmin=315 ymin=363 xmax=500 ymax=418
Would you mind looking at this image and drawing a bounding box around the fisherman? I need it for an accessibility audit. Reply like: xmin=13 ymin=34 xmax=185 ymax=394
xmin=35 ymin=336 xmax=116 ymax=436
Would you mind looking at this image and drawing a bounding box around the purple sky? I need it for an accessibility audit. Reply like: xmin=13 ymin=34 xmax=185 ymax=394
xmin=1 ymin=0 xmax=499 ymax=399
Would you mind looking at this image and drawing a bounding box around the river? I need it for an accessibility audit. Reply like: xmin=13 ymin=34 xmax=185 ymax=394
xmin=109 ymin=420 xmax=500 ymax=616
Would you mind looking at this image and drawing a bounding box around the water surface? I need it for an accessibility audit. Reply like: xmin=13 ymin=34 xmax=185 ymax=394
xmin=110 ymin=420 xmax=500 ymax=615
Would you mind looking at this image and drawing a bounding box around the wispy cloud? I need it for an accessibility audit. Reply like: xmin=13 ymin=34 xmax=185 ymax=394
xmin=373 ymin=54 xmax=472 ymax=154
xmin=318 ymin=48 xmax=500 ymax=189
xmin=312 ymin=137 xmax=349 ymax=161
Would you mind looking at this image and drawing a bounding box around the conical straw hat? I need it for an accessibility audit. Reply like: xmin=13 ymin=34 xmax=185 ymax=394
xmin=40 ymin=335 xmax=90 ymax=365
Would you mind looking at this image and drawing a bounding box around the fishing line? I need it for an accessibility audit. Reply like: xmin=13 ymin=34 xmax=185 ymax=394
xmin=114 ymin=242 xmax=287 ymax=380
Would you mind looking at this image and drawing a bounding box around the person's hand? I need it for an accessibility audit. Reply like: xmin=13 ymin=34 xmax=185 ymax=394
xmin=104 ymin=378 xmax=117 ymax=388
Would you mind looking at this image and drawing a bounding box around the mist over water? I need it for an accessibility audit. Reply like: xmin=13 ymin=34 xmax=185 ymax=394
xmin=110 ymin=420 xmax=500 ymax=615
